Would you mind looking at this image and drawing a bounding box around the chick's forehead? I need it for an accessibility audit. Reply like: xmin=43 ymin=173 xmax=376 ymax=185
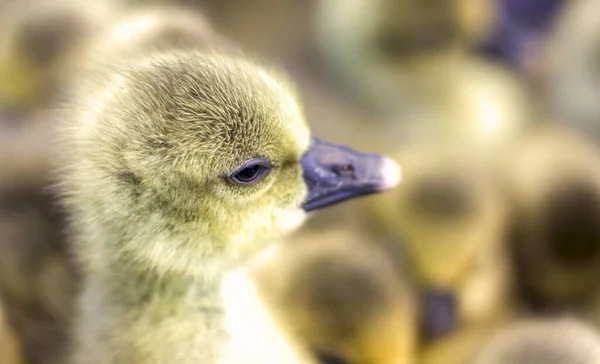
xmin=118 ymin=52 xmax=311 ymax=162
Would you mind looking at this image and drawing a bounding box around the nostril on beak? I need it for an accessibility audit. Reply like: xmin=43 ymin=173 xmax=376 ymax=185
xmin=301 ymin=138 xmax=401 ymax=211
xmin=340 ymin=165 xmax=354 ymax=173
xmin=336 ymin=164 xmax=355 ymax=177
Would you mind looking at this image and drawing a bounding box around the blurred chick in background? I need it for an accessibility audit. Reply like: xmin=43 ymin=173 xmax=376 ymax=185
xmin=314 ymin=0 xmax=493 ymax=111
xmin=502 ymin=125 xmax=600 ymax=320
xmin=543 ymin=0 xmax=600 ymax=141
xmin=312 ymin=0 xmax=533 ymax=359
xmin=0 ymin=0 xmax=121 ymax=196
xmin=0 ymin=0 xmax=120 ymax=117
xmin=313 ymin=0 xmax=531 ymax=151
xmin=249 ymin=229 xmax=418 ymax=364
xmin=310 ymin=0 xmax=534 ymax=244
xmin=70 ymin=2 xmax=228 ymax=68
xmin=362 ymin=143 xmax=516 ymax=364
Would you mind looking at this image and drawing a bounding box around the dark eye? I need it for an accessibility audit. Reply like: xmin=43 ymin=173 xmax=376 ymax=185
xmin=229 ymin=158 xmax=272 ymax=185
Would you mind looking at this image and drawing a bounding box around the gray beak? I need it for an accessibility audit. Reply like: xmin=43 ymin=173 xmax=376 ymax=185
xmin=301 ymin=138 xmax=401 ymax=212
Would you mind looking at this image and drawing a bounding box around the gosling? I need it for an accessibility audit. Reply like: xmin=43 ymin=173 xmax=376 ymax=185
xmin=57 ymin=42 xmax=400 ymax=364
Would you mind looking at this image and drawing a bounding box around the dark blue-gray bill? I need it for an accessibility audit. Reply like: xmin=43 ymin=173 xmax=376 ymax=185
xmin=300 ymin=138 xmax=401 ymax=212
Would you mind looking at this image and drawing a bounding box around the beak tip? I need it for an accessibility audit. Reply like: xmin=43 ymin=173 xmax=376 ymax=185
xmin=379 ymin=157 xmax=402 ymax=190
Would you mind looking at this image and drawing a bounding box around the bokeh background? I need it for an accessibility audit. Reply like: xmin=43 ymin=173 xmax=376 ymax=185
xmin=4 ymin=0 xmax=600 ymax=363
